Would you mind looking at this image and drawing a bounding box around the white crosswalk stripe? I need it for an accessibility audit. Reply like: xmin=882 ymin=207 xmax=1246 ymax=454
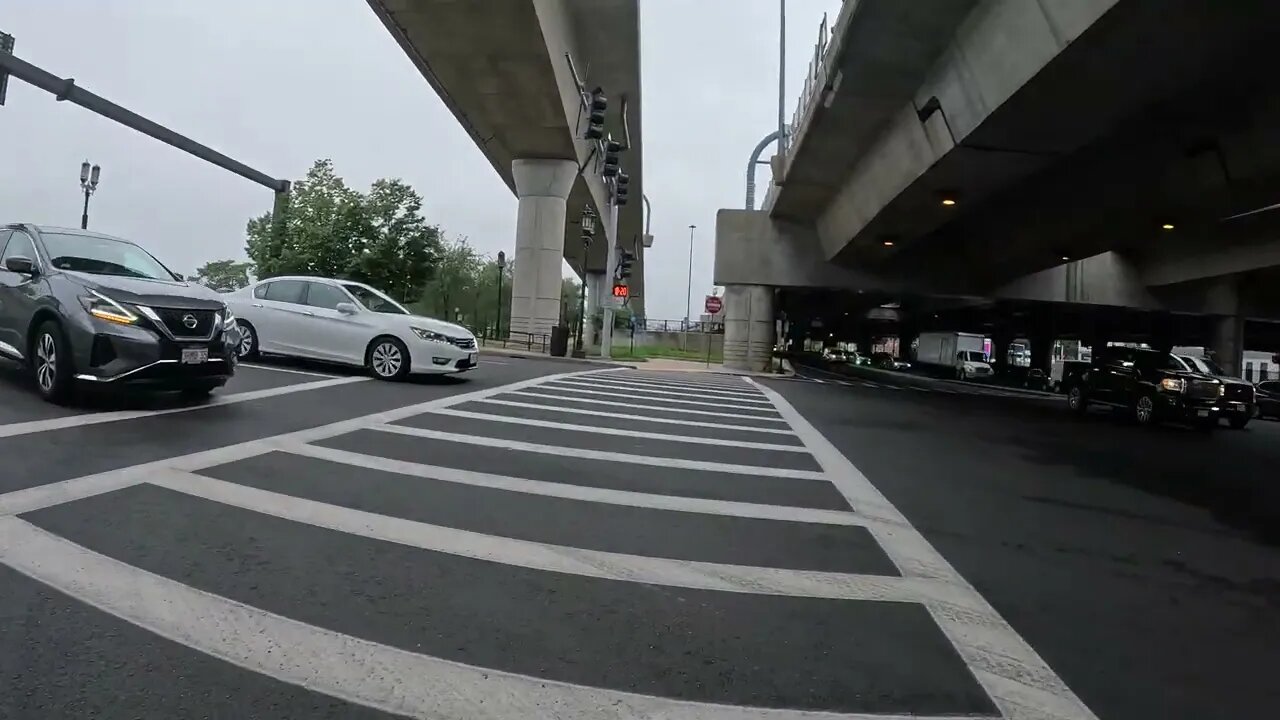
xmin=0 ymin=365 xmax=1095 ymax=720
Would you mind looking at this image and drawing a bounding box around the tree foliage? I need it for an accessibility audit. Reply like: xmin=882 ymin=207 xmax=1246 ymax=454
xmin=193 ymin=259 xmax=254 ymax=292
xmin=245 ymin=160 xmax=441 ymax=302
xmin=414 ymin=237 xmax=515 ymax=335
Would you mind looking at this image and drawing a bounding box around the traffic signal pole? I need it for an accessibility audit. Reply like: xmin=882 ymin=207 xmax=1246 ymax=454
xmin=600 ymin=206 xmax=619 ymax=359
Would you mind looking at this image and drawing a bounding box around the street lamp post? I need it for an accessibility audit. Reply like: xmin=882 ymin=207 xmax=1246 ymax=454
xmin=79 ymin=160 xmax=101 ymax=230
xmin=573 ymin=206 xmax=597 ymax=358
xmin=495 ymin=250 xmax=506 ymax=341
xmin=684 ymin=224 xmax=696 ymax=350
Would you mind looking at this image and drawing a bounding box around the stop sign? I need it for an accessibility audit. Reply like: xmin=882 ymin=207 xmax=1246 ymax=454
xmin=704 ymin=295 xmax=723 ymax=315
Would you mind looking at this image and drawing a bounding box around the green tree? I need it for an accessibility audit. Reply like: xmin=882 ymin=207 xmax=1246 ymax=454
xmin=244 ymin=160 xmax=444 ymax=300
xmin=561 ymin=277 xmax=582 ymax=330
xmin=417 ymin=237 xmax=481 ymax=323
xmin=246 ymin=159 xmax=364 ymax=279
xmin=356 ymin=178 xmax=442 ymax=302
xmin=193 ymin=259 xmax=254 ymax=291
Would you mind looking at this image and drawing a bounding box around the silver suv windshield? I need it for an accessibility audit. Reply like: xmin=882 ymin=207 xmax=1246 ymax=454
xmin=41 ymin=232 xmax=174 ymax=281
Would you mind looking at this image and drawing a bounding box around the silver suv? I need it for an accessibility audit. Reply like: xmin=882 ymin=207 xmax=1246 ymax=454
xmin=0 ymin=224 xmax=239 ymax=403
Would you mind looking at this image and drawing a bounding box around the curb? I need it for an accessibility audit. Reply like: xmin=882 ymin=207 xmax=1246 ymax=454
xmin=483 ymin=350 xmax=636 ymax=369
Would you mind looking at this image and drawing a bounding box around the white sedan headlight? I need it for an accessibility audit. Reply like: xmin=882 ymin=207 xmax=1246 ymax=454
xmin=411 ymin=327 xmax=448 ymax=342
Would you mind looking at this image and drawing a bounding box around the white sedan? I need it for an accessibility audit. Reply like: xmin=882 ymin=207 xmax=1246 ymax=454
xmin=225 ymin=276 xmax=479 ymax=380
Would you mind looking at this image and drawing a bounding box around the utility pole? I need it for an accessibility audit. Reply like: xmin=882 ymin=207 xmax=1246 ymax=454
xmin=573 ymin=206 xmax=596 ymax=358
xmin=495 ymin=251 xmax=506 ymax=340
xmin=686 ymin=224 xmax=696 ymax=325
xmin=684 ymin=224 xmax=696 ymax=351
xmin=600 ymin=206 xmax=619 ymax=359
xmin=79 ymin=160 xmax=101 ymax=229
xmin=779 ymin=0 xmax=787 ymax=153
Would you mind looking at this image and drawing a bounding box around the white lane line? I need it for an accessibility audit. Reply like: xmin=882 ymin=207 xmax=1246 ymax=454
xmin=750 ymin=378 xmax=1099 ymax=720
xmin=370 ymin=424 xmax=826 ymax=479
xmin=0 ymin=516 xmax=969 ymax=720
xmin=537 ymin=383 xmax=780 ymax=410
xmin=504 ymin=391 xmax=791 ymax=422
xmin=238 ymin=363 xmax=344 ymax=379
xmin=152 ymin=468 xmax=920 ymax=602
xmin=426 ymin=408 xmax=809 ymax=452
xmin=593 ymin=374 xmax=763 ymax=394
xmin=467 ymin=399 xmax=798 ymax=435
xmin=290 ymin=443 xmax=859 ymax=525
xmin=0 ymin=368 xmax=613 ymax=516
xmin=571 ymin=377 xmax=766 ymax=399
xmin=0 ymin=466 xmax=149 ymax=516
xmin=0 ymin=375 xmax=369 ymax=440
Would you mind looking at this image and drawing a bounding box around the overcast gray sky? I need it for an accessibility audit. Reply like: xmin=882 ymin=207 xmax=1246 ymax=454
xmin=1 ymin=0 xmax=840 ymax=320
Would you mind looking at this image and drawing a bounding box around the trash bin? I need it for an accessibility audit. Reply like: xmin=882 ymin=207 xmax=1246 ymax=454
xmin=550 ymin=325 xmax=570 ymax=357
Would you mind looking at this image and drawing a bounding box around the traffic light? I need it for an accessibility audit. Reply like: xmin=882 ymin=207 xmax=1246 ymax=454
xmin=602 ymin=138 xmax=622 ymax=177
xmin=584 ymin=87 xmax=606 ymax=140
xmin=616 ymin=250 xmax=635 ymax=280
xmin=614 ymin=171 xmax=630 ymax=206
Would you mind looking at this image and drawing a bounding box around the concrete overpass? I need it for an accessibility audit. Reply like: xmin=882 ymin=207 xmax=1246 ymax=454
xmin=367 ymin=0 xmax=644 ymax=338
xmin=716 ymin=0 xmax=1280 ymax=372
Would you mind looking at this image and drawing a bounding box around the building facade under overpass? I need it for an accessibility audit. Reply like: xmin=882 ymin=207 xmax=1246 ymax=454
xmin=366 ymin=0 xmax=644 ymax=343
xmin=715 ymin=0 xmax=1280 ymax=373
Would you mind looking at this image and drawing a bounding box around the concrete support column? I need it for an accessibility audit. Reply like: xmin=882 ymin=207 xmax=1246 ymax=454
xmin=991 ymin=328 xmax=1014 ymax=375
xmin=1211 ymin=315 xmax=1245 ymax=377
xmin=723 ymin=284 xmax=775 ymax=371
xmin=1149 ymin=313 xmax=1175 ymax=354
xmin=898 ymin=320 xmax=919 ymax=361
xmin=854 ymin=325 xmax=872 ymax=356
xmin=1206 ymin=275 xmax=1244 ymax=377
xmin=1029 ymin=330 xmax=1055 ymax=374
xmin=509 ymin=159 xmax=578 ymax=340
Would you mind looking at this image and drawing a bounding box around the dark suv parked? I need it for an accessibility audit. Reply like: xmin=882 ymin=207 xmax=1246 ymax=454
xmin=1066 ymin=346 xmax=1225 ymax=429
xmin=0 ymin=224 xmax=239 ymax=403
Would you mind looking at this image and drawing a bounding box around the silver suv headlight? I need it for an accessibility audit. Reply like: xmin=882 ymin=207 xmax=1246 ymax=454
xmin=79 ymin=289 xmax=138 ymax=326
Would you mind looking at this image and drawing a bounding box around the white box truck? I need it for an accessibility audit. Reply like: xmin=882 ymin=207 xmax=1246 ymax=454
xmin=915 ymin=332 xmax=993 ymax=380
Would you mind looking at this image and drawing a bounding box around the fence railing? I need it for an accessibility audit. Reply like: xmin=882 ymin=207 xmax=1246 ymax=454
xmin=785 ymin=0 xmax=855 ymax=160
xmin=639 ymin=319 xmax=725 ymax=334
xmin=477 ymin=329 xmax=552 ymax=354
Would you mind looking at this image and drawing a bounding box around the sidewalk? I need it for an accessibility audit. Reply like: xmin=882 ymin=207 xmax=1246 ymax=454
xmin=479 ymin=342 xmax=633 ymax=368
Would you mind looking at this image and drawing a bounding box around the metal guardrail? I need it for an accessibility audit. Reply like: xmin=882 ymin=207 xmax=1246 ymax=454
xmin=783 ymin=0 xmax=856 ymax=165
xmin=479 ymin=330 xmax=552 ymax=354
xmin=640 ymin=319 xmax=724 ymax=334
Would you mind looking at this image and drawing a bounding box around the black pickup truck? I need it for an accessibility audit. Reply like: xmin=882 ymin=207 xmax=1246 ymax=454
xmin=1066 ymin=347 xmax=1227 ymax=429
xmin=1176 ymin=354 xmax=1257 ymax=429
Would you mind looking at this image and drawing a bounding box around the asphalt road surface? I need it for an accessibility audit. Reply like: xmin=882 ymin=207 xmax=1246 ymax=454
xmin=1 ymin=355 xmax=1276 ymax=719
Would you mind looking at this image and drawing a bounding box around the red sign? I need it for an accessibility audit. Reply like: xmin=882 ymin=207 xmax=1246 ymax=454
xmin=704 ymin=295 xmax=723 ymax=315
xmin=612 ymin=284 xmax=629 ymax=298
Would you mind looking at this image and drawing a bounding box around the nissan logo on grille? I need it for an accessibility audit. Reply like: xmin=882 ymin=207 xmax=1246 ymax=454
xmin=182 ymin=314 xmax=199 ymax=329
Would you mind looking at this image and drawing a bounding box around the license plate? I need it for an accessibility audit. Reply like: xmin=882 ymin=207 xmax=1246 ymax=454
xmin=1196 ymin=409 xmax=1210 ymax=417
xmin=468 ymin=353 xmax=478 ymax=364
xmin=181 ymin=347 xmax=209 ymax=365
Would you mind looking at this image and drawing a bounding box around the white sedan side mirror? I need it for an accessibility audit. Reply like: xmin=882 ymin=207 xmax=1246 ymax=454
xmin=336 ymin=302 xmax=359 ymax=315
